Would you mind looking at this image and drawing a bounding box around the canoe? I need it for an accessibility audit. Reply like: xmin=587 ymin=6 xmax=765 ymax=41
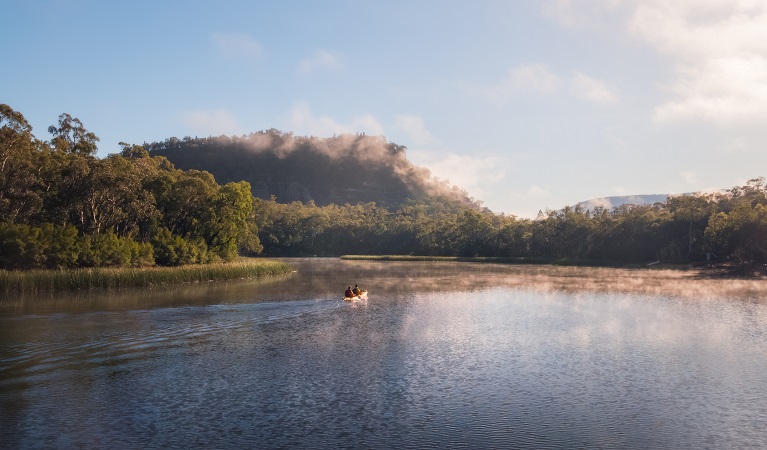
xmin=343 ymin=290 xmax=368 ymax=301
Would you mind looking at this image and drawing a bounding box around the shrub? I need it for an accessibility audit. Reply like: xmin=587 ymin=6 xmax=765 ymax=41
xmin=151 ymin=227 xmax=212 ymax=266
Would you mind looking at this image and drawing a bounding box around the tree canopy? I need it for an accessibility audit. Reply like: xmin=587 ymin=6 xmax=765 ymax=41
xmin=0 ymin=105 xmax=259 ymax=269
xmin=2 ymin=103 xmax=767 ymax=270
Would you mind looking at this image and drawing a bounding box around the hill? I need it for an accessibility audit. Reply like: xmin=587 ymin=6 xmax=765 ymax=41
xmin=144 ymin=131 xmax=479 ymax=209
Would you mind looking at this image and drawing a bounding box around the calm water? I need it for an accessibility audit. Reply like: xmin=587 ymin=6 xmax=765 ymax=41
xmin=2 ymin=259 xmax=767 ymax=449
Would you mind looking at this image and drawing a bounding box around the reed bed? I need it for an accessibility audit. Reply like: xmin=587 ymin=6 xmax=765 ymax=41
xmin=0 ymin=259 xmax=292 ymax=294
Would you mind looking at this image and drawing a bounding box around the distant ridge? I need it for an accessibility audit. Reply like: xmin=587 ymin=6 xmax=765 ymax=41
xmin=576 ymin=194 xmax=670 ymax=210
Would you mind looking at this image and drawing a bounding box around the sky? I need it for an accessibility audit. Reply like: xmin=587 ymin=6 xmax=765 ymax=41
xmin=3 ymin=0 xmax=767 ymax=218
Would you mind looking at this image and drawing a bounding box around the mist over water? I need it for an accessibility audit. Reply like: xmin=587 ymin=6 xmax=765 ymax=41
xmin=2 ymin=259 xmax=767 ymax=449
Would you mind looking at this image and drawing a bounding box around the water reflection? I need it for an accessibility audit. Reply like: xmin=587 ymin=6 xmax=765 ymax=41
xmin=2 ymin=259 xmax=767 ymax=448
xmin=3 ymin=259 xmax=767 ymax=315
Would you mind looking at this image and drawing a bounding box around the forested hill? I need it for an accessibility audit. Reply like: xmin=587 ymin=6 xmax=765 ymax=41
xmin=5 ymin=104 xmax=767 ymax=268
xmin=145 ymin=131 xmax=480 ymax=209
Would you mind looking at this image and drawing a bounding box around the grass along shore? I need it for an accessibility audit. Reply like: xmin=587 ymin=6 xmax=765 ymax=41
xmin=0 ymin=258 xmax=293 ymax=294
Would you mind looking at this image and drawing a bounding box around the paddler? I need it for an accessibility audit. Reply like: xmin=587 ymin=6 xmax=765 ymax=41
xmin=352 ymin=284 xmax=362 ymax=296
xmin=344 ymin=285 xmax=354 ymax=298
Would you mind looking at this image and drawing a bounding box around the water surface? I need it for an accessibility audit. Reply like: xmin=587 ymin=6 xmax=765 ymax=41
xmin=2 ymin=259 xmax=767 ymax=448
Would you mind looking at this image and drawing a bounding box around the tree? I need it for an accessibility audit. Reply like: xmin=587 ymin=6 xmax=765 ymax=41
xmin=705 ymin=200 xmax=767 ymax=262
xmin=156 ymin=170 xmax=218 ymax=237
xmin=48 ymin=113 xmax=99 ymax=156
xmin=119 ymin=142 xmax=149 ymax=159
xmin=665 ymin=194 xmax=713 ymax=258
xmin=455 ymin=209 xmax=495 ymax=256
xmin=205 ymin=181 xmax=254 ymax=259
xmin=0 ymin=104 xmax=33 ymax=166
xmin=0 ymin=105 xmax=43 ymax=224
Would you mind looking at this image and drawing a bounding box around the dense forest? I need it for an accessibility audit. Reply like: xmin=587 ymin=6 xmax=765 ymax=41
xmin=0 ymin=105 xmax=259 ymax=269
xmin=2 ymin=103 xmax=767 ymax=271
xmin=250 ymin=182 xmax=767 ymax=264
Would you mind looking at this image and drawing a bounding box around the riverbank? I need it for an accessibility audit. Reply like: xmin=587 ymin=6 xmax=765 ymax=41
xmin=340 ymin=255 xmax=641 ymax=268
xmin=340 ymin=255 xmax=767 ymax=279
xmin=0 ymin=258 xmax=293 ymax=294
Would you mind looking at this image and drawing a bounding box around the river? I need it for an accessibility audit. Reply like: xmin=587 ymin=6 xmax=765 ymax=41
xmin=2 ymin=258 xmax=767 ymax=449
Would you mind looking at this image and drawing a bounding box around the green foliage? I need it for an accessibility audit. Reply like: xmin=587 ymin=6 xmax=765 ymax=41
xmin=78 ymin=232 xmax=156 ymax=267
xmin=151 ymin=227 xmax=212 ymax=266
xmin=252 ymin=180 xmax=767 ymax=264
xmin=705 ymin=198 xmax=767 ymax=261
xmin=0 ymin=222 xmax=41 ymax=269
xmin=205 ymin=181 xmax=253 ymax=260
xmin=0 ymin=106 xmax=44 ymax=225
xmin=3 ymin=104 xmax=767 ymax=271
xmin=39 ymin=223 xmax=81 ymax=269
xmin=0 ymin=105 xmax=262 ymax=271
xmin=0 ymin=223 xmax=80 ymax=269
xmin=48 ymin=113 xmax=100 ymax=156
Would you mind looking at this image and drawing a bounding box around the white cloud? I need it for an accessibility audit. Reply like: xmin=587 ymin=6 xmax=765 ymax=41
xmin=571 ymin=72 xmax=619 ymax=104
xmin=468 ymin=65 xmax=621 ymax=106
xmin=350 ymin=115 xmax=385 ymax=136
xmin=288 ymin=102 xmax=384 ymax=137
xmin=629 ymin=1 xmax=767 ymax=125
xmin=629 ymin=1 xmax=767 ymax=60
xmin=298 ymin=49 xmax=344 ymax=74
xmin=210 ymin=32 xmax=263 ymax=61
xmin=680 ymin=170 xmax=699 ymax=185
xmin=541 ymin=0 xmax=628 ymax=29
xmin=502 ymin=185 xmax=553 ymax=218
xmin=476 ymin=64 xmax=561 ymax=105
xmin=179 ymin=109 xmax=242 ymax=136
xmin=652 ymin=56 xmax=767 ymax=124
xmin=725 ymin=136 xmax=752 ymax=154
xmin=543 ymin=1 xmax=767 ymax=125
xmin=394 ymin=115 xmax=435 ymax=146
xmin=508 ymin=185 xmax=551 ymax=200
xmin=413 ymin=152 xmax=504 ymax=201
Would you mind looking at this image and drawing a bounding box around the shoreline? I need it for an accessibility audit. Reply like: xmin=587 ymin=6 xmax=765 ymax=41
xmin=340 ymin=254 xmax=657 ymax=268
xmin=339 ymin=255 xmax=767 ymax=279
xmin=0 ymin=258 xmax=293 ymax=294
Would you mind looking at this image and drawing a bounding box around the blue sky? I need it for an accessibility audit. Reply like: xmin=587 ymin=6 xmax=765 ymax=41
xmin=4 ymin=0 xmax=767 ymax=218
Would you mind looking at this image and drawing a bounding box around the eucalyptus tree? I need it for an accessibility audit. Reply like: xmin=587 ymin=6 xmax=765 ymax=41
xmin=705 ymin=179 xmax=767 ymax=262
xmin=664 ymin=194 xmax=714 ymax=258
xmin=0 ymin=104 xmax=43 ymax=224
xmin=48 ymin=113 xmax=100 ymax=156
xmin=206 ymin=181 xmax=254 ymax=259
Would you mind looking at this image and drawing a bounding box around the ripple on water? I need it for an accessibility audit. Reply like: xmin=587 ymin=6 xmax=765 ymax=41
xmin=2 ymin=287 xmax=767 ymax=449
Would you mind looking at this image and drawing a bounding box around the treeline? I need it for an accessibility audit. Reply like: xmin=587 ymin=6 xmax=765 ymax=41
xmin=2 ymin=104 xmax=767 ymax=271
xmin=0 ymin=105 xmax=260 ymax=270
xmin=251 ymin=180 xmax=767 ymax=263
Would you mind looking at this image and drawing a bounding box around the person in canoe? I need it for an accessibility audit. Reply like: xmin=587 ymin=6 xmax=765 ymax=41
xmin=344 ymin=285 xmax=354 ymax=298
xmin=353 ymin=284 xmax=362 ymax=296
